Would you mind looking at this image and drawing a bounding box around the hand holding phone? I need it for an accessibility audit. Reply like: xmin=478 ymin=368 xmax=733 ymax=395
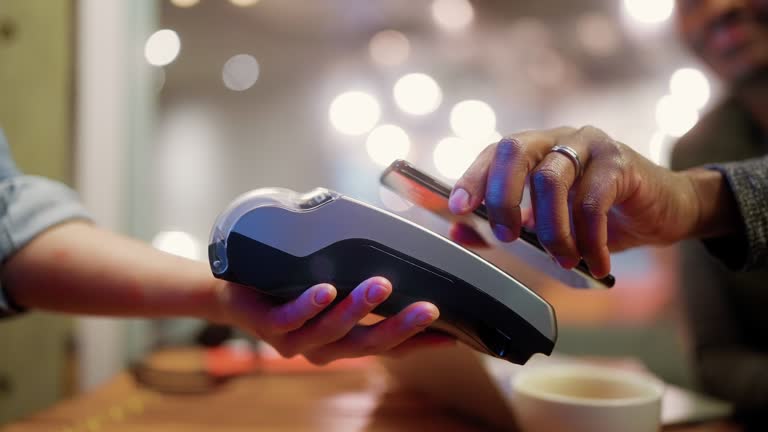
xmin=380 ymin=159 xmax=615 ymax=289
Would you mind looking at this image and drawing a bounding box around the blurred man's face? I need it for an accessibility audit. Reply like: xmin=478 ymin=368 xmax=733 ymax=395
xmin=676 ymin=0 xmax=768 ymax=86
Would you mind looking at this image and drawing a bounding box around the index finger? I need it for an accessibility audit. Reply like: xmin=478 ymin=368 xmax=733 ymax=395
xmin=450 ymin=129 xmax=575 ymax=216
xmin=450 ymin=128 xmax=575 ymax=240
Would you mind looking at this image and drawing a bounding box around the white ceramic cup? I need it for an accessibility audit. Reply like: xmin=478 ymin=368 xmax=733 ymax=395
xmin=511 ymin=364 xmax=664 ymax=432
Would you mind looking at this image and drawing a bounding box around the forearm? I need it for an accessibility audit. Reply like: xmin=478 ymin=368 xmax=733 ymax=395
xmin=3 ymin=221 xmax=224 ymax=323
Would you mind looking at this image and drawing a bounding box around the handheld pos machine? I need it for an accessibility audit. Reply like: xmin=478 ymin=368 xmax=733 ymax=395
xmin=208 ymin=188 xmax=557 ymax=364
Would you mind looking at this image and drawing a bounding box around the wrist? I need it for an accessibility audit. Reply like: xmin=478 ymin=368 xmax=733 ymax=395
xmin=170 ymin=258 xmax=232 ymax=325
xmin=682 ymin=167 xmax=740 ymax=240
xmin=202 ymin=277 xmax=234 ymax=326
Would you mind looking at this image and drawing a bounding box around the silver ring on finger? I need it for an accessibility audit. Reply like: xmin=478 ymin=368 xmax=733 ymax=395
xmin=549 ymin=145 xmax=583 ymax=178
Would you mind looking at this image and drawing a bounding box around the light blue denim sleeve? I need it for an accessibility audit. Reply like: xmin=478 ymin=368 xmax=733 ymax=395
xmin=0 ymin=129 xmax=91 ymax=316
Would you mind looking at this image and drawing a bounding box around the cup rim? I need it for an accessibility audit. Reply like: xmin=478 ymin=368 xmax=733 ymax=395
xmin=512 ymin=364 xmax=665 ymax=408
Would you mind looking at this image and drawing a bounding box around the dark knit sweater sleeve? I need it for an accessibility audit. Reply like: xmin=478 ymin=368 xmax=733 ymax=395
xmin=705 ymin=156 xmax=768 ymax=271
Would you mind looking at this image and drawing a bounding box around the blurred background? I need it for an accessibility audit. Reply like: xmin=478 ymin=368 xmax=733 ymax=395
xmin=0 ymin=0 xmax=717 ymax=422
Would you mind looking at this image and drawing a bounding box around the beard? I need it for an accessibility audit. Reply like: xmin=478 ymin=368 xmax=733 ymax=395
xmin=731 ymin=63 xmax=768 ymax=92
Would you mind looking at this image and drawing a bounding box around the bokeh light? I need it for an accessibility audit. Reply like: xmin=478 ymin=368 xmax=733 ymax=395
xmin=669 ymin=68 xmax=710 ymax=111
xmin=170 ymin=0 xmax=200 ymax=7
xmin=623 ymin=0 xmax=674 ymax=24
xmin=450 ymin=100 xmax=497 ymax=141
xmin=655 ymin=95 xmax=699 ymax=137
xmin=229 ymin=0 xmax=260 ymax=6
xmin=526 ymin=48 xmax=568 ymax=89
xmin=222 ymin=54 xmax=260 ymax=91
xmin=507 ymin=18 xmax=553 ymax=51
xmin=329 ymin=91 xmax=381 ymax=136
xmin=393 ymin=73 xmax=443 ymax=115
xmin=431 ymin=0 xmax=474 ymax=31
xmin=369 ymin=30 xmax=411 ymax=67
xmin=152 ymin=230 xmax=202 ymax=261
xmin=576 ymin=12 xmax=621 ymax=57
xmin=144 ymin=29 xmax=181 ymax=67
xmin=366 ymin=124 xmax=411 ymax=167
xmin=433 ymin=136 xmax=482 ymax=180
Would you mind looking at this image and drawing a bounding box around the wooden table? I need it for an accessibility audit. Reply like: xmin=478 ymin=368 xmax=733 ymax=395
xmin=2 ymin=352 xmax=741 ymax=432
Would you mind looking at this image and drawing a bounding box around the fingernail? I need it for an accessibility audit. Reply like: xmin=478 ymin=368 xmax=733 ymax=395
xmin=448 ymin=188 xmax=470 ymax=213
xmin=409 ymin=310 xmax=436 ymax=327
xmin=365 ymin=284 xmax=390 ymax=304
xmin=314 ymin=287 xmax=334 ymax=305
xmin=492 ymin=224 xmax=515 ymax=242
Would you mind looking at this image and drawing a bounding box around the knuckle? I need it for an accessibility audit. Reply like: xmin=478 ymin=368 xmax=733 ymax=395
xmin=578 ymin=196 xmax=603 ymax=218
xmin=579 ymin=126 xmax=625 ymax=159
xmin=495 ymin=136 xmax=526 ymax=162
xmin=531 ymin=167 xmax=565 ymax=192
xmin=458 ymin=169 xmax=486 ymax=191
xmin=578 ymin=125 xmax=606 ymax=140
xmin=600 ymin=141 xmax=624 ymax=161
xmin=485 ymin=193 xmax=518 ymax=216
xmin=485 ymin=189 xmax=518 ymax=214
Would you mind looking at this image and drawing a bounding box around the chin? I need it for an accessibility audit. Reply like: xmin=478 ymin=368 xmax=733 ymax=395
xmin=713 ymin=48 xmax=768 ymax=88
xmin=730 ymin=63 xmax=768 ymax=91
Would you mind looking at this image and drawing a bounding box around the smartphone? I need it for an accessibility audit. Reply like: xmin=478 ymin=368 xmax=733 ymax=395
xmin=380 ymin=159 xmax=615 ymax=289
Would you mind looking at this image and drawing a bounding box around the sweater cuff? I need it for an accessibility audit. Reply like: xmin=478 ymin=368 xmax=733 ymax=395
xmin=702 ymin=160 xmax=768 ymax=271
